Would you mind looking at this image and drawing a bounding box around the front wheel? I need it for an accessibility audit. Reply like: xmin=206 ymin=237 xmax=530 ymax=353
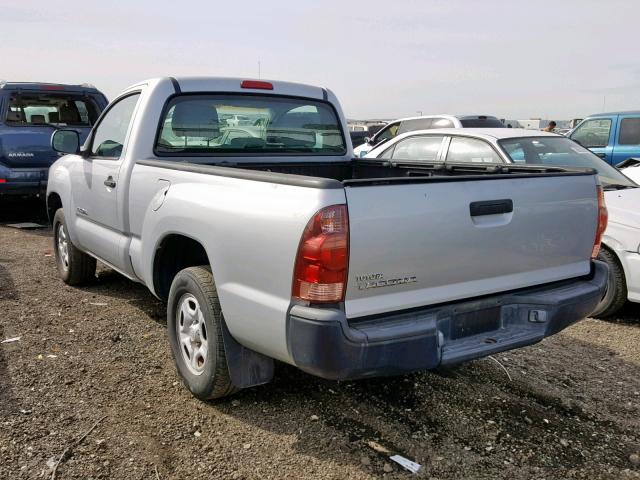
xmin=52 ymin=209 xmax=96 ymax=285
xmin=167 ymin=266 xmax=239 ymax=400
xmin=591 ymin=248 xmax=627 ymax=318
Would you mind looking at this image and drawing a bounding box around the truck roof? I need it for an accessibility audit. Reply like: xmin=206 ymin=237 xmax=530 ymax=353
xmin=126 ymin=77 xmax=328 ymax=101
xmin=0 ymin=81 xmax=102 ymax=93
xmin=586 ymin=110 xmax=640 ymax=117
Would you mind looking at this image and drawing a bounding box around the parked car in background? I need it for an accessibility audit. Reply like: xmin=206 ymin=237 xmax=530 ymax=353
xmin=353 ymin=114 xmax=504 ymax=157
xmin=0 ymin=81 xmax=108 ymax=196
xmin=569 ymin=111 xmax=640 ymax=166
xmin=618 ymin=158 xmax=640 ymax=184
xmin=366 ymin=128 xmax=638 ymax=318
xmin=349 ymin=130 xmax=368 ymax=148
xmin=47 ymin=77 xmax=606 ymax=400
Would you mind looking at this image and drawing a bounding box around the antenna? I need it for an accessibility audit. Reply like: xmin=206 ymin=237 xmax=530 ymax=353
xmin=258 ymin=60 xmax=261 ymax=79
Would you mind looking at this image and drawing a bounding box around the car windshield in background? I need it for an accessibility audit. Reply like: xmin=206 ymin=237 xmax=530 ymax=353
xmin=499 ymin=136 xmax=637 ymax=189
xmin=155 ymin=95 xmax=346 ymax=156
xmin=5 ymin=93 xmax=99 ymax=127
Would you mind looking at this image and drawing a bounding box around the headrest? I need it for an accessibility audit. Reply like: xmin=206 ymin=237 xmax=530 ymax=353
xmin=60 ymin=104 xmax=80 ymax=123
xmin=48 ymin=112 xmax=60 ymax=123
xmin=6 ymin=110 xmax=24 ymax=122
xmin=31 ymin=114 xmax=46 ymax=124
xmin=171 ymin=101 xmax=220 ymax=138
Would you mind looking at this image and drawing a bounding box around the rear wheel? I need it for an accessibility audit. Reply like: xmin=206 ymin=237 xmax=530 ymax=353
xmin=52 ymin=209 xmax=96 ymax=285
xmin=591 ymin=248 xmax=627 ymax=318
xmin=167 ymin=266 xmax=239 ymax=400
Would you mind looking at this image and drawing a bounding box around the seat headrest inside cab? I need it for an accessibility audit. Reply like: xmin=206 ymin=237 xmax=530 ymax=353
xmin=171 ymin=101 xmax=220 ymax=138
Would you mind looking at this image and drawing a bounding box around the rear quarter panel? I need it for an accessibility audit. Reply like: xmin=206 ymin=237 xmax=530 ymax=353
xmin=128 ymin=164 xmax=345 ymax=362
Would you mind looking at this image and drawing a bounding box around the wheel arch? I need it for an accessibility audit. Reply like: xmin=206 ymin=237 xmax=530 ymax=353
xmin=600 ymin=240 xmax=630 ymax=286
xmin=152 ymin=233 xmax=211 ymax=301
xmin=46 ymin=192 xmax=63 ymax=225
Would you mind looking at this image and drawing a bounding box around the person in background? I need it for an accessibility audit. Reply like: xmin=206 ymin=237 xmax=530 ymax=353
xmin=543 ymin=121 xmax=556 ymax=132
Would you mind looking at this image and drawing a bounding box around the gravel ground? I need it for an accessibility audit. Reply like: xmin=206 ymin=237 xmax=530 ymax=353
xmin=0 ymin=199 xmax=639 ymax=479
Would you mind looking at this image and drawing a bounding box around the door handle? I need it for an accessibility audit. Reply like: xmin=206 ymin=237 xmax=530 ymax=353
xmin=104 ymin=176 xmax=116 ymax=188
xmin=595 ymin=153 xmax=606 ymax=159
xmin=470 ymin=199 xmax=513 ymax=217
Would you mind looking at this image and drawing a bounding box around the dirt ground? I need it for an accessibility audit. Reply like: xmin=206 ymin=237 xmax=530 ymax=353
xmin=1 ymin=198 xmax=639 ymax=479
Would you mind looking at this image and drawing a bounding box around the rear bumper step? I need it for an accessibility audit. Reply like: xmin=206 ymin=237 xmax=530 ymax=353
xmin=287 ymin=261 xmax=608 ymax=380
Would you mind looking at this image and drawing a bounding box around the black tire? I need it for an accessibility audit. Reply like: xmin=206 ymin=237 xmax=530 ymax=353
xmin=52 ymin=209 xmax=96 ymax=285
xmin=167 ymin=266 xmax=239 ymax=400
xmin=591 ymin=248 xmax=627 ymax=318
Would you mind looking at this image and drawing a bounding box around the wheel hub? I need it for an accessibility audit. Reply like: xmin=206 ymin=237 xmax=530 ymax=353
xmin=57 ymin=223 xmax=70 ymax=271
xmin=176 ymin=294 xmax=208 ymax=376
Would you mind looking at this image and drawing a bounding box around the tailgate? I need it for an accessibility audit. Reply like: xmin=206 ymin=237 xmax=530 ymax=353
xmin=344 ymin=174 xmax=598 ymax=318
xmin=0 ymin=127 xmax=90 ymax=168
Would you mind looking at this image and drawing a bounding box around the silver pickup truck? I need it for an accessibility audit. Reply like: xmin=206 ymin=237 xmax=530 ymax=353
xmin=46 ymin=77 xmax=608 ymax=399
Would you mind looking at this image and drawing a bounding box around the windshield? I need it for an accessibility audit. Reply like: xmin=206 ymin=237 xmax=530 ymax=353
xmin=498 ymin=136 xmax=638 ymax=188
xmin=155 ymin=94 xmax=346 ymax=156
xmin=5 ymin=92 xmax=99 ymax=127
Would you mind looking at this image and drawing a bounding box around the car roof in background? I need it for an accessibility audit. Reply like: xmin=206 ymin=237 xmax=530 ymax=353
xmin=584 ymin=110 xmax=640 ymax=117
xmin=0 ymin=81 xmax=102 ymax=93
xmin=386 ymin=128 xmax=561 ymax=142
xmin=382 ymin=114 xmax=501 ymax=123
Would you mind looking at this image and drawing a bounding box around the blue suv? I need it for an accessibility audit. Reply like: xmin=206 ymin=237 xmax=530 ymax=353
xmin=569 ymin=111 xmax=640 ymax=166
xmin=0 ymin=82 xmax=108 ymax=196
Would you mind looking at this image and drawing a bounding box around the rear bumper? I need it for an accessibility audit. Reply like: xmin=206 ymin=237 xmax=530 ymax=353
xmin=287 ymin=261 xmax=608 ymax=380
xmin=618 ymin=250 xmax=640 ymax=303
xmin=0 ymin=166 xmax=48 ymax=195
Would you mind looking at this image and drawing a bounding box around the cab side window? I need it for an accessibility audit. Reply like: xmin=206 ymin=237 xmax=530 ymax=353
xmin=446 ymin=137 xmax=502 ymax=164
xmin=91 ymin=93 xmax=141 ymax=158
xmin=571 ymin=118 xmax=611 ymax=148
xmin=618 ymin=118 xmax=640 ymax=145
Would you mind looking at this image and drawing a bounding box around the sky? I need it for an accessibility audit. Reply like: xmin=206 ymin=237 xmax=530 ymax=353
xmin=2 ymin=0 xmax=639 ymax=120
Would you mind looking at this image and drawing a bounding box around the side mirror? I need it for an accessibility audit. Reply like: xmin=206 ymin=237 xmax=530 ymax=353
xmin=364 ymin=136 xmax=371 ymax=144
xmin=51 ymin=129 xmax=80 ymax=154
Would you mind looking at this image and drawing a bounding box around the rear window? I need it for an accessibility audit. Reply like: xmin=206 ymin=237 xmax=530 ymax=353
xmin=5 ymin=93 xmax=100 ymax=127
xmin=155 ymin=94 xmax=346 ymax=156
xmin=459 ymin=117 xmax=505 ymax=128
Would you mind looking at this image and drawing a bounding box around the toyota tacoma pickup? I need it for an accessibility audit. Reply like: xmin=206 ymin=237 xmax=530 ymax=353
xmin=0 ymin=81 xmax=107 ymax=196
xmin=46 ymin=77 xmax=608 ymax=399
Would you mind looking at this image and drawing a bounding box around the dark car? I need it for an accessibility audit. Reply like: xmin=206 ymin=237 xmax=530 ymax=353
xmin=349 ymin=130 xmax=369 ymax=148
xmin=0 ymin=82 xmax=108 ymax=196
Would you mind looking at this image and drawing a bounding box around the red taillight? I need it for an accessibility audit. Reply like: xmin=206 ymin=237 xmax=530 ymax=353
xmin=240 ymin=80 xmax=274 ymax=90
xmin=0 ymin=179 xmax=6 ymax=183
xmin=292 ymin=205 xmax=349 ymax=303
xmin=592 ymin=185 xmax=608 ymax=258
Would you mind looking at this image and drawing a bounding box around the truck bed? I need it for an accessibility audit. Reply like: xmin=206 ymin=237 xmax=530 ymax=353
xmin=138 ymin=157 xmax=592 ymax=186
xmin=137 ymin=158 xmax=598 ymax=319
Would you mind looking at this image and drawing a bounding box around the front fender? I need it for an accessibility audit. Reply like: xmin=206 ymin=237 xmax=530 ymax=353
xmin=47 ymin=157 xmax=81 ymax=246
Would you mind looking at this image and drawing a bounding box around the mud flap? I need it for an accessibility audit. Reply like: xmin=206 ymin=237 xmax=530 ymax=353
xmin=220 ymin=317 xmax=274 ymax=388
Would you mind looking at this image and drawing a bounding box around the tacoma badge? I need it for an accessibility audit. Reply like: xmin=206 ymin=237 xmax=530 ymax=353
xmin=355 ymin=272 xmax=417 ymax=290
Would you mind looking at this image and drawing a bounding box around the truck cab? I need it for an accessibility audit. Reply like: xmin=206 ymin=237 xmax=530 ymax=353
xmin=569 ymin=111 xmax=640 ymax=166
xmin=0 ymin=82 xmax=108 ymax=196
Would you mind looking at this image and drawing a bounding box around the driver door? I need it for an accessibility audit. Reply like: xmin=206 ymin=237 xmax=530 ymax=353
xmin=70 ymin=93 xmax=141 ymax=270
xmin=570 ymin=117 xmax=616 ymax=164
